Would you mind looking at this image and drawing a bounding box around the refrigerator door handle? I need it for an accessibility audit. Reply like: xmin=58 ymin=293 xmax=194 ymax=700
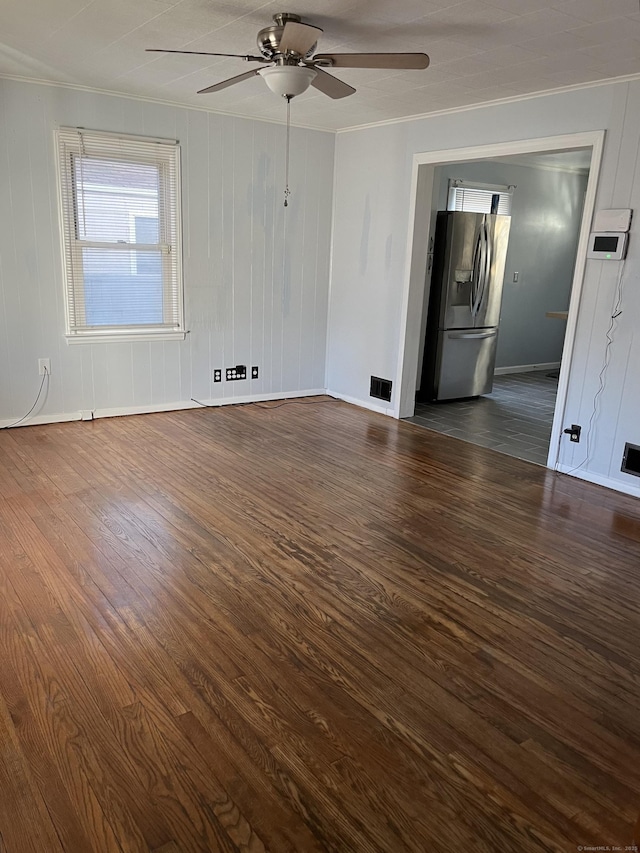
xmin=448 ymin=330 xmax=497 ymax=340
xmin=475 ymin=220 xmax=490 ymax=318
xmin=470 ymin=229 xmax=482 ymax=316
xmin=482 ymin=221 xmax=492 ymax=311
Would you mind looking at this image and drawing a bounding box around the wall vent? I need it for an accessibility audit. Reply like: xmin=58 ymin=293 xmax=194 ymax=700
xmin=621 ymin=442 xmax=640 ymax=477
xmin=370 ymin=376 xmax=392 ymax=402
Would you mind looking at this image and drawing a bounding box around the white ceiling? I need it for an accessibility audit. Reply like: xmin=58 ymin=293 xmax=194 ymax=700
xmin=1 ymin=0 xmax=640 ymax=130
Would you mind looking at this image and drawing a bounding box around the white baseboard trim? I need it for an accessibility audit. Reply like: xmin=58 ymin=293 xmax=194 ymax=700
xmin=0 ymin=389 xmax=329 ymax=430
xmin=327 ymin=390 xmax=394 ymax=416
xmin=494 ymin=362 xmax=560 ymax=376
xmin=556 ymin=464 xmax=640 ymax=499
xmin=180 ymin=388 xmax=328 ymax=412
xmin=93 ymin=400 xmax=201 ymax=419
xmin=0 ymin=411 xmax=81 ymax=429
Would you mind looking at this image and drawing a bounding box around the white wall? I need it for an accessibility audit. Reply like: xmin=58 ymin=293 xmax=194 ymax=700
xmin=0 ymin=79 xmax=334 ymax=422
xmin=327 ymin=80 xmax=640 ymax=496
xmin=430 ymin=159 xmax=588 ymax=370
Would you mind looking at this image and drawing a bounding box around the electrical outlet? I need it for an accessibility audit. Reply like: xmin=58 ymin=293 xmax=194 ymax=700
xmin=226 ymin=365 xmax=247 ymax=381
xmin=213 ymin=369 xmax=222 ymax=383
xmin=251 ymin=366 xmax=259 ymax=379
xmin=38 ymin=358 xmax=50 ymax=376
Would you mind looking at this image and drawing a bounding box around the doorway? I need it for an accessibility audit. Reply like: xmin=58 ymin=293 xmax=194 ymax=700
xmin=407 ymin=148 xmax=590 ymax=466
xmin=394 ymin=131 xmax=604 ymax=470
xmin=409 ymin=370 xmax=559 ymax=466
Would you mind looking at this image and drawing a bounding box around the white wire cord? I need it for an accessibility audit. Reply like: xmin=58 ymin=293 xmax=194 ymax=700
xmin=190 ymin=396 xmax=338 ymax=411
xmin=565 ymin=261 xmax=626 ymax=475
xmin=0 ymin=368 xmax=50 ymax=430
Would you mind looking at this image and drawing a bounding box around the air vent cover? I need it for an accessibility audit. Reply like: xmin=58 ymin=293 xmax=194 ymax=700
xmin=621 ymin=442 xmax=640 ymax=477
xmin=370 ymin=376 xmax=392 ymax=402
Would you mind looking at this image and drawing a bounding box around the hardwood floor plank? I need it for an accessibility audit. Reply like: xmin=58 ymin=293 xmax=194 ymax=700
xmin=1 ymin=401 xmax=640 ymax=851
xmin=3 ymin=455 xmax=338 ymax=850
xmin=115 ymin=700 xmax=256 ymax=853
xmin=175 ymin=710 xmax=327 ymax=853
xmin=0 ymin=559 xmax=127 ymax=852
xmin=90 ymin=446 xmax=636 ymax=832
xmin=0 ymin=691 xmax=65 ymax=853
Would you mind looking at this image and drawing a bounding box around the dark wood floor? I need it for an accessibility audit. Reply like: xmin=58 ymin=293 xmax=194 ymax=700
xmin=1 ymin=398 xmax=640 ymax=852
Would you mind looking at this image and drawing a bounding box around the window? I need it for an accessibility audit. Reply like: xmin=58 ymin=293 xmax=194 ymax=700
xmin=448 ymin=180 xmax=513 ymax=215
xmin=57 ymin=128 xmax=184 ymax=342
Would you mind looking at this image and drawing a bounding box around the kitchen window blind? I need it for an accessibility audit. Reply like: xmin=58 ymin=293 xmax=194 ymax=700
xmin=447 ymin=181 xmax=513 ymax=215
xmin=57 ymin=127 xmax=184 ymax=341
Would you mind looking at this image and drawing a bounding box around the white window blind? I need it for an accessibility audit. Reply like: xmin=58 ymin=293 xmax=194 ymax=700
xmin=448 ymin=181 xmax=513 ymax=215
xmin=57 ymin=127 xmax=184 ymax=341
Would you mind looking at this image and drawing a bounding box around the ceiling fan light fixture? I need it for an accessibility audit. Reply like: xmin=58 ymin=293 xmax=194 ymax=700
xmin=258 ymin=65 xmax=317 ymax=98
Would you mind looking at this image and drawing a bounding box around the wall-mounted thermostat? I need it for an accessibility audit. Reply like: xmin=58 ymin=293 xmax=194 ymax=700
xmin=586 ymin=231 xmax=629 ymax=260
xmin=593 ymin=208 xmax=633 ymax=232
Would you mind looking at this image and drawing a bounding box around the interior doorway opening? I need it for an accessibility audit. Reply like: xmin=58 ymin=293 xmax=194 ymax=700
xmin=408 ymin=148 xmax=590 ymax=466
xmin=395 ymin=131 xmax=604 ymax=470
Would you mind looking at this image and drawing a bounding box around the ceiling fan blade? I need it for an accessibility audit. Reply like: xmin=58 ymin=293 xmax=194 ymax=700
xmin=314 ymin=52 xmax=430 ymax=70
xmin=279 ymin=21 xmax=323 ymax=57
xmin=197 ymin=69 xmax=261 ymax=94
xmin=147 ymin=49 xmax=265 ymax=62
xmin=310 ymin=67 xmax=355 ymax=100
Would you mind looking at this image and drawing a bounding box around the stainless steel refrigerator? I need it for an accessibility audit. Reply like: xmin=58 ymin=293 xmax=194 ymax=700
xmin=419 ymin=210 xmax=511 ymax=401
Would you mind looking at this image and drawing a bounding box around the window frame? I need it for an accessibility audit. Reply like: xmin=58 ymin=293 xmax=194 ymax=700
xmin=56 ymin=127 xmax=185 ymax=344
xmin=129 ymin=214 xmax=160 ymax=275
xmin=447 ymin=179 xmax=514 ymax=215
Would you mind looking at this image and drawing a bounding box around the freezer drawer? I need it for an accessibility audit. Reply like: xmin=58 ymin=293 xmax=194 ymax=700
xmin=433 ymin=328 xmax=498 ymax=400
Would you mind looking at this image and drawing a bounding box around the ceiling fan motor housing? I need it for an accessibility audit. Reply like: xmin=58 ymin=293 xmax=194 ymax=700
xmin=257 ymin=13 xmax=318 ymax=59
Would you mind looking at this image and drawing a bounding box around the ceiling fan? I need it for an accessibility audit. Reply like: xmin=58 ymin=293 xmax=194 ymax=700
xmin=147 ymin=12 xmax=430 ymax=100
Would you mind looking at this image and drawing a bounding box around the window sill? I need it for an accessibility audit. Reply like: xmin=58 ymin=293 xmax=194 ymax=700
xmin=66 ymin=331 xmax=187 ymax=345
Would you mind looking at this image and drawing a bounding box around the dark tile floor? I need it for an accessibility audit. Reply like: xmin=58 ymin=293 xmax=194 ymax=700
xmin=406 ymin=370 xmax=558 ymax=466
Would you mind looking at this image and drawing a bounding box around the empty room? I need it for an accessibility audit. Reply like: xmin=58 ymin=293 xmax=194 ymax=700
xmin=1 ymin=1 xmax=640 ymax=851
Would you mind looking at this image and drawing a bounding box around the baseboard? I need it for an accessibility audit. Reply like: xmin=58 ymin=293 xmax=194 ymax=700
xmin=326 ymin=390 xmax=394 ymax=416
xmin=0 ymin=389 xmax=328 ymax=430
xmin=494 ymin=362 xmax=561 ymax=376
xmin=0 ymin=411 xmax=81 ymax=429
xmin=556 ymin=464 xmax=640 ymax=499
xmin=92 ymin=400 xmax=202 ymax=419
xmin=181 ymin=388 xmax=328 ymax=412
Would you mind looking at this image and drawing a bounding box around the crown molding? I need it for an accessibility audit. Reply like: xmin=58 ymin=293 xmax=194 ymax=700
xmin=0 ymin=73 xmax=334 ymax=134
xmin=3 ymin=68 xmax=640 ymax=136
xmin=336 ymin=72 xmax=640 ymax=134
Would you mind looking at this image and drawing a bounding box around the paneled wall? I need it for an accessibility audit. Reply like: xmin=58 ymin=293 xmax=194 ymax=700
xmin=3 ymin=75 xmax=640 ymax=499
xmin=327 ymin=80 xmax=640 ymax=497
xmin=0 ymin=79 xmax=334 ymax=422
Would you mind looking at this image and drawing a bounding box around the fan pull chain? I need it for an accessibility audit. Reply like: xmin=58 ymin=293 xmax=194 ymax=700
xmin=284 ymin=95 xmax=291 ymax=208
